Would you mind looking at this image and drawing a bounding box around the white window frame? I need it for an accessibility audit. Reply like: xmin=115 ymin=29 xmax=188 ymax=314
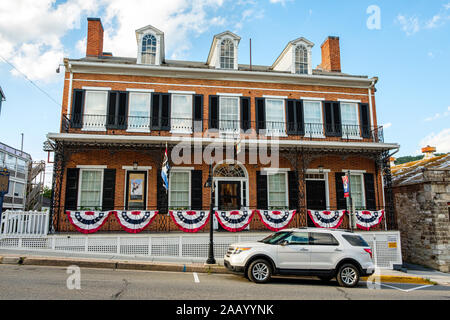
xmin=219 ymin=38 xmax=235 ymax=70
xmin=303 ymin=100 xmax=325 ymax=138
xmin=340 ymin=102 xmax=361 ymax=139
xmin=170 ymin=93 xmax=193 ymax=134
xmin=82 ymin=90 xmax=108 ymax=132
xmin=265 ymin=98 xmax=286 ymax=137
xmin=127 ymin=91 xmax=152 ymax=133
xmin=305 ymin=169 xmax=330 ymax=209
xmin=141 ymin=33 xmax=157 ymax=65
xmin=341 ymin=170 xmax=366 ymax=210
xmin=267 ymin=172 xmax=289 ymax=209
xmin=168 ymin=169 xmax=191 ymax=210
xmin=218 ymin=95 xmax=240 ymax=135
xmin=77 ymin=169 xmax=104 ymax=210
xmin=295 ymin=45 xmax=309 ymax=75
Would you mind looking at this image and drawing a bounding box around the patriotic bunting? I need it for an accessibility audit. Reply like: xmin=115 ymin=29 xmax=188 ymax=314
xmin=113 ymin=210 xmax=158 ymax=233
xmin=66 ymin=211 xmax=111 ymax=234
xmin=215 ymin=210 xmax=254 ymax=232
xmin=307 ymin=210 xmax=346 ymax=229
xmin=255 ymin=210 xmax=296 ymax=231
xmin=355 ymin=210 xmax=384 ymax=231
xmin=169 ymin=210 xmax=210 ymax=233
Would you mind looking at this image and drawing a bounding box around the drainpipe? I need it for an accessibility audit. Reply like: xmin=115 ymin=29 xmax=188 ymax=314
xmin=67 ymin=64 xmax=73 ymax=114
xmin=368 ymin=79 xmax=376 ymax=129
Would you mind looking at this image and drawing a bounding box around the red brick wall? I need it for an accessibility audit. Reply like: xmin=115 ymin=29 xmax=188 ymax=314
xmin=320 ymin=37 xmax=341 ymax=72
xmin=86 ymin=19 xmax=103 ymax=57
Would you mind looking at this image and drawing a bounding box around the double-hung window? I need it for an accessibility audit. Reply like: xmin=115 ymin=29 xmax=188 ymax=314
xmin=128 ymin=92 xmax=151 ymax=132
xmin=83 ymin=90 xmax=108 ymax=131
xmin=78 ymin=170 xmax=103 ymax=210
xmin=169 ymin=171 xmax=190 ymax=209
xmin=219 ymin=96 xmax=239 ymax=135
xmin=350 ymin=174 xmax=365 ymax=210
xmin=303 ymin=101 xmax=324 ymax=137
xmin=267 ymin=172 xmax=288 ymax=209
xmin=340 ymin=103 xmax=360 ymax=138
xmin=171 ymin=94 xmax=193 ymax=133
xmin=265 ymin=99 xmax=286 ymax=136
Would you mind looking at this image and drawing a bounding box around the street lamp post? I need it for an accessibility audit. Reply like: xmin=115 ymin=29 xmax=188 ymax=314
xmin=205 ymin=163 xmax=216 ymax=265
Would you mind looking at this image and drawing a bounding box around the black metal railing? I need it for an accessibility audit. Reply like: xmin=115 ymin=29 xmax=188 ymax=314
xmin=63 ymin=114 xmax=384 ymax=142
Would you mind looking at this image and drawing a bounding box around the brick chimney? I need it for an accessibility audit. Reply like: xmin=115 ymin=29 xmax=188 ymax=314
xmin=319 ymin=36 xmax=341 ymax=72
xmin=86 ymin=18 xmax=104 ymax=57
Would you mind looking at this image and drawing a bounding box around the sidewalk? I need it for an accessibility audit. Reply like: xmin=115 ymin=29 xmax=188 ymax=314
xmin=1 ymin=249 xmax=448 ymax=285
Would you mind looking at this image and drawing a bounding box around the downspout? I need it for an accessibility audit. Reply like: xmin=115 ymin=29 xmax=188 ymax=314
xmin=368 ymin=78 xmax=377 ymax=128
xmin=67 ymin=64 xmax=73 ymax=115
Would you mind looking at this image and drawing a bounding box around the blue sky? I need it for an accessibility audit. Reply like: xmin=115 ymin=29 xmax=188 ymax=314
xmin=0 ymin=0 xmax=449 ymax=183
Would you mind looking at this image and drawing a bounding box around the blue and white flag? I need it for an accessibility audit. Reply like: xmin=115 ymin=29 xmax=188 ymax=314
xmin=161 ymin=143 xmax=170 ymax=192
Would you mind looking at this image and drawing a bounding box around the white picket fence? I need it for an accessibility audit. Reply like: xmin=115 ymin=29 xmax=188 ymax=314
xmin=0 ymin=210 xmax=49 ymax=238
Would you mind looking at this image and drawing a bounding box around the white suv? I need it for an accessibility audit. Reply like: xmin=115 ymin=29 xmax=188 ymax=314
xmin=223 ymin=228 xmax=375 ymax=287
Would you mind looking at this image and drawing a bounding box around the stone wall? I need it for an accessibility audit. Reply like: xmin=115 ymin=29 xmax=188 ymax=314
xmin=393 ymin=170 xmax=450 ymax=272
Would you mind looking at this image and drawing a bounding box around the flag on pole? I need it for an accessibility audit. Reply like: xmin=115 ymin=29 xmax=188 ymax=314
xmin=161 ymin=143 xmax=170 ymax=192
xmin=342 ymin=175 xmax=350 ymax=198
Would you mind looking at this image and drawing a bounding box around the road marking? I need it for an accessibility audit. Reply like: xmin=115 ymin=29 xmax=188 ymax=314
xmin=380 ymin=283 xmax=434 ymax=292
xmin=193 ymin=272 xmax=200 ymax=283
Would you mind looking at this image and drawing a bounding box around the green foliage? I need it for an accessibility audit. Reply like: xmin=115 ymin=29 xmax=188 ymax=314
xmin=394 ymin=153 xmax=447 ymax=165
xmin=42 ymin=186 xmax=52 ymax=199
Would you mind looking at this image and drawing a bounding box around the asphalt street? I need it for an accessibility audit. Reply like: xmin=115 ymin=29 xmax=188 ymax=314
xmin=0 ymin=264 xmax=449 ymax=300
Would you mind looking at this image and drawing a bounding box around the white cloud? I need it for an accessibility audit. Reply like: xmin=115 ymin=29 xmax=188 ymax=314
xmin=383 ymin=122 xmax=392 ymax=129
xmin=396 ymin=14 xmax=420 ymax=35
xmin=269 ymin=0 xmax=293 ymax=5
xmin=424 ymin=106 xmax=450 ymax=121
xmin=397 ymin=3 xmax=450 ymax=35
xmin=420 ymin=128 xmax=450 ymax=153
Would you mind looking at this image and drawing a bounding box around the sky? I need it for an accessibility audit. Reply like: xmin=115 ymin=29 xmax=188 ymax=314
xmin=0 ymin=0 xmax=449 ymax=186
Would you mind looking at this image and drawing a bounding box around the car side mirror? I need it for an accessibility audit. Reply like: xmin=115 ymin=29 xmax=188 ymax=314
xmin=280 ymin=240 xmax=289 ymax=246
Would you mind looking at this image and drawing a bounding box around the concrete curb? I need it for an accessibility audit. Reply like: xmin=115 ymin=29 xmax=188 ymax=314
xmin=0 ymin=255 xmax=436 ymax=284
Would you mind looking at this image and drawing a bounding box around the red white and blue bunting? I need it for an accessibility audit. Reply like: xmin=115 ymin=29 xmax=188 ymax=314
xmin=169 ymin=210 xmax=210 ymax=233
xmin=66 ymin=211 xmax=111 ymax=234
xmin=113 ymin=211 xmax=158 ymax=233
xmin=255 ymin=210 xmax=296 ymax=231
xmin=215 ymin=210 xmax=254 ymax=232
xmin=307 ymin=210 xmax=346 ymax=229
xmin=355 ymin=210 xmax=384 ymax=231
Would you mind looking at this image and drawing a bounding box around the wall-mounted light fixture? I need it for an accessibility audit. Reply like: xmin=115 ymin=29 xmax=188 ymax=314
xmin=133 ymin=162 xmax=138 ymax=170
xmin=318 ymin=165 xmax=324 ymax=174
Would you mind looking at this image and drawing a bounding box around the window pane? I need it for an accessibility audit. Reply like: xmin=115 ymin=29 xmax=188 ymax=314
xmin=219 ymin=96 xmax=239 ymax=133
xmin=14 ymin=182 xmax=25 ymax=198
xmin=295 ymin=45 xmax=308 ymax=74
xmin=171 ymin=94 xmax=193 ymax=132
xmin=128 ymin=92 xmax=151 ymax=131
xmin=5 ymin=154 xmax=16 ymax=171
xmin=142 ymin=34 xmax=157 ymax=65
xmin=84 ymin=91 xmax=108 ymax=129
xmin=342 ymin=234 xmax=369 ymax=247
xmin=341 ymin=103 xmax=359 ymax=137
xmin=285 ymin=232 xmax=309 ymax=244
xmin=310 ymin=233 xmax=339 ymax=246
xmin=268 ymin=173 xmax=287 ymax=209
xmin=17 ymin=159 xmax=27 ymax=173
xmin=220 ymin=39 xmax=234 ymax=69
xmin=303 ymin=101 xmax=322 ymax=136
xmin=350 ymin=174 xmax=364 ymax=209
xmin=169 ymin=171 xmax=190 ymax=209
xmin=265 ymin=99 xmax=285 ymax=135
xmin=79 ymin=170 xmax=102 ymax=209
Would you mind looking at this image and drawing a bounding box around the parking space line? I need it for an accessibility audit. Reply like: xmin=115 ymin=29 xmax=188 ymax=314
xmin=193 ymin=272 xmax=200 ymax=283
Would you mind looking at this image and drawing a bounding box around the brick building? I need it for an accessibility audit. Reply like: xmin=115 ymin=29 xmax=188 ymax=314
xmin=46 ymin=17 xmax=399 ymax=233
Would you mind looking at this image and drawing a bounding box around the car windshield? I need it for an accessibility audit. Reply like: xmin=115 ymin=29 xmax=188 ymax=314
xmin=259 ymin=231 xmax=292 ymax=245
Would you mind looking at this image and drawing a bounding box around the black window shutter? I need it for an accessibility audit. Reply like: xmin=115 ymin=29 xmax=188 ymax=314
xmin=157 ymin=169 xmax=168 ymax=214
xmin=288 ymin=171 xmax=299 ymax=210
xmin=102 ymin=169 xmax=116 ymax=211
xmin=209 ymin=95 xmax=219 ymax=130
xmin=359 ymin=103 xmax=371 ymax=139
xmin=335 ymin=172 xmax=347 ymax=210
xmin=296 ymin=100 xmax=305 ymax=135
xmin=333 ymin=102 xmax=342 ymax=137
xmin=193 ymin=94 xmax=203 ymax=133
xmin=191 ymin=170 xmax=203 ymax=210
xmin=65 ymin=168 xmax=79 ymax=210
xmin=324 ymin=102 xmax=333 ymax=136
xmin=151 ymin=93 xmax=161 ymax=130
xmin=324 ymin=102 xmax=341 ymax=137
xmin=106 ymin=91 xmax=117 ymax=129
xmin=240 ymin=97 xmax=251 ymax=132
xmin=256 ymin=171 xmax=268 ymax=210
xmin=70 ymin=90 xmax=85 ymax=128
xmin=364 ymin=173 xmax=376 ymax=210
xmin=117 ymin=92 xmax=128 ymax=129
xmin=160 ymin=93 xmax=171 ymax=131
xmin=255 ymin=98 xmax=266 ymax=132
xmin=286 ymin=99 xmax=296 ymax=135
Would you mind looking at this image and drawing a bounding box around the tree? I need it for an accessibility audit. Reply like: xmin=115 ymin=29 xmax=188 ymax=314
xmin=42 ymin=186 xmax=52 ymax=199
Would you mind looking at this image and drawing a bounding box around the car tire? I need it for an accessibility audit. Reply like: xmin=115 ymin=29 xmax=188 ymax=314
xmin=247 ymin=259 xmax=272 ymax=284
xmin=318 ymin=276 xmax=334 ymax=282
xmin=336 ymin=263 xmax=360 ymax=288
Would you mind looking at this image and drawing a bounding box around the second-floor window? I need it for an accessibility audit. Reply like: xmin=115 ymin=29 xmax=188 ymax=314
xmin=219 ymin=96 xmax=239 ymax=134
xmin=303 ymin=101 xmax=323 ymax=137
xmin=341 ymin=103 xmax=359 ymax=138
xmin=83 ymin=90 xmax=108 ymax=131
xmin=265 ymin=98 xmax=286 ymax=136
xmin=128 ymin=92 xmax=151 ymax=132
xmin=171 ymin=94 xmax=193 ymax=133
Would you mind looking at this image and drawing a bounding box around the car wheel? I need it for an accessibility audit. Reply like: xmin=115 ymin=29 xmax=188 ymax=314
xmin=247 ymin=259 xmax=272 ymax=284
xmin=337 ymin=264 xmax=360 ymax=288
xmin=318 ymin=276 xmax=334 ymax=282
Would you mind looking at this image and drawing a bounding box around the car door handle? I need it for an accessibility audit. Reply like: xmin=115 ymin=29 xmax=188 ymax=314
xmin=335 ymin=248 xmax=343 ymax=252
xmin=300 ymin=248 xmax=309 ymax=252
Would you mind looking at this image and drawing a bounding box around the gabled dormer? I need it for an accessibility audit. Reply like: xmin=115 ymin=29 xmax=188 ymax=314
xmin=206 ymin=31 xmax=241 ymax=70
xmin=136 ymin=25 xmax=165 ymax=65
xmin=271 ymin=37 xmax=314 ymax=75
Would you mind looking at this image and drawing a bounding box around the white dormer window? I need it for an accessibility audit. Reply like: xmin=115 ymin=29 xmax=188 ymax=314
xmin=220 ymin=39 xmax=234 ymax=69
xmin=295 ymin=45 xmax=308 ymax=74
xmin=141 ymin=34 xmax=157 ymax=65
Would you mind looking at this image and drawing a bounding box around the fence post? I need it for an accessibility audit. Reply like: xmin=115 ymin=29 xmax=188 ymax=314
xmin=148 ymin=236 xmax=152 ymax=256
xmin=117 ymin=236 xmax=121 ymax=254
xmin=179 ymin=236 xmax=183 ymax=257
xmin=84 ymin=236 xmax=88 ymax=253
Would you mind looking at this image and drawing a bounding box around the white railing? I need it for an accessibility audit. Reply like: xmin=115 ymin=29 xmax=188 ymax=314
xmin=0 ymin=210 xmax=49 ymax=238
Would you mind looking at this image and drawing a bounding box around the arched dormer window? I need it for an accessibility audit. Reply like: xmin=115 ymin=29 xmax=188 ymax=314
xmin=141 ymin=34 xmax=157 ymax=65
xmin=295 ymin=45 xmax=308 ymax=74
xmin=220 ymin=39 xmax=234 ymax=69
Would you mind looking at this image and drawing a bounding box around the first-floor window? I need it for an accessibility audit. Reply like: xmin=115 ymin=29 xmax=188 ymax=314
xmin=128 ymin=92 xmax=151 ymax=131
xmin=268 ymin=173 xmax=288 ymax=209
xmin=219 ymin=96 xmax=239 ymax=134
xmin=169 ymin=171 xmax=190 ymax=209
xmin=83 ymin=91 xmax=108 ymax=130
xmin=350 ymin=174 xmax=365 ymax=209
xmin=78 ymin=170 xmax=103 ymax=210
xmin=171 ymin=94 xmax=193 ymax=133
xmin=13 ymin=182 xmax=25 ymax=198
xmin=265 ymin=99 xmax=286 ymax=136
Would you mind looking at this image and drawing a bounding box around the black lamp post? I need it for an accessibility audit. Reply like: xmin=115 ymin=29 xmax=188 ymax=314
xmin=204 ymin=163 xmax=216 ymax=265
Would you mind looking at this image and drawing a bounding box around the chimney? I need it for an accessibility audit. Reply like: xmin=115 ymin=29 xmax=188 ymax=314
xmin=319 ymin=36 xmax=341 ymax=72
xmin=421 ymin=146 xmax=436 ymax=160
xmin=86 ymin=18 xmax=104 ymax=57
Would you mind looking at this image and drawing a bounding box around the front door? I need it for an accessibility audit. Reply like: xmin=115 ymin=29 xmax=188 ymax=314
xmin=126 ymin=171 xmax=147 ymax=210
xmin=218 ymin=181 xmax=241 ymax=211
xmin=306 ymin=180 xmax=327 ymax=227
